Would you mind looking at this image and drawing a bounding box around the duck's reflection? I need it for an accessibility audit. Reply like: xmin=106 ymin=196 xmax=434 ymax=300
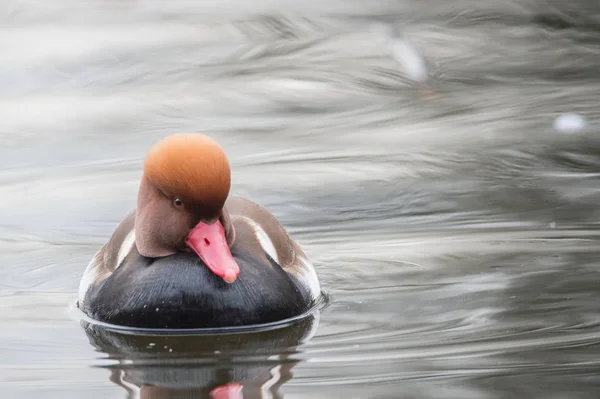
xmin=82 ymin=313 xmax=319 ymax=399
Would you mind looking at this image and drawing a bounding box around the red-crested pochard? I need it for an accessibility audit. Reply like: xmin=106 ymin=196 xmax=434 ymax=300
xmin=77 ymin=133 xmax=321 ymax=328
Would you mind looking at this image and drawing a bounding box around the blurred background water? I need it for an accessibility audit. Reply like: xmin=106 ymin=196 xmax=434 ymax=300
xmin=2 ymin=0 xmax=600 ymax=398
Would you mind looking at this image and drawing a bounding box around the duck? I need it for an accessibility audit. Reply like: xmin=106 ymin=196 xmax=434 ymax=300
xmin=77 ymin=133 xmax=321 ymax=329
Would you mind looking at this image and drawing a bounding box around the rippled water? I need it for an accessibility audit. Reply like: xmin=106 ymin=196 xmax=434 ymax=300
xmin=3 ymin=0 xmax=600 ymax=398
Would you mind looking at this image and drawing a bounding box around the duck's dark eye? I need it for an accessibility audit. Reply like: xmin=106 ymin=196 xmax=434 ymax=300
xmin=173 ymin=198 xmax=183 ymax=208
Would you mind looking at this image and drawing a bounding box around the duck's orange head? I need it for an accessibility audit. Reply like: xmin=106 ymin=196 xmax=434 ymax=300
xmin=135 ymin=133 xmax=239 ymax=283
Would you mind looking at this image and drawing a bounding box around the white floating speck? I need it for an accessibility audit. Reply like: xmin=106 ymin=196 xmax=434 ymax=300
xmin=554 ymin=113 xmax=586 ymax=134
xmin=390 ymin=39 xmax=428 ymax=83
xmin=550 ymin=221 xmax=556 ymax=229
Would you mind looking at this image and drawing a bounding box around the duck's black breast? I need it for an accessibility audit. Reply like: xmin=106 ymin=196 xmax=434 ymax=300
xmin=81 ymin=248 xmax=311 ymax=329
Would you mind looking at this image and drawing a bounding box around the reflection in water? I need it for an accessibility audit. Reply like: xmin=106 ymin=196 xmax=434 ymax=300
xmin=82 ymin=314 xmax=319 ymax=399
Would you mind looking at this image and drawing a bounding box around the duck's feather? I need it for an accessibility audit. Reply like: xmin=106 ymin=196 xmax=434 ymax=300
xmin=226 ymin=197 xmax=321 ymax=300
xmin=78 ymin=211 xmax=136 ymax=301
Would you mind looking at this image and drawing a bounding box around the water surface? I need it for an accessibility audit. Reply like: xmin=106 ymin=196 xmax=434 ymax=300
xmin=2 ymin=0 xmax=600 ymax=398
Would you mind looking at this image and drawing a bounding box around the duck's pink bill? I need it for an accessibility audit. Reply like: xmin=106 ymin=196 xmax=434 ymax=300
xmin=185 ymin=220 xmax=240 ymax=283
xmin=210 ymin=383 xmax=243 ymax=399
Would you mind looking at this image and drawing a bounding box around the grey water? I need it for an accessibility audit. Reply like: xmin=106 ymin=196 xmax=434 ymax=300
xmin=2 ymin=0 xmax=600 ymax=398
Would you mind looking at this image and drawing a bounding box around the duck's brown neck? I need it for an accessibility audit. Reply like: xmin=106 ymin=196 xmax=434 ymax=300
xmin=218 ymin=204 xmax=236 ymax=248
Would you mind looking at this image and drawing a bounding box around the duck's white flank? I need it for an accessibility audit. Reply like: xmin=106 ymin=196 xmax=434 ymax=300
xmin=234 ymin=215 xmax=321 ymax=300
xmin=235 ymin=215 xmax=280 ymax=264
xmin=78 ymin=249 xmax=101 ymax=302
xmin=116 ymin=230 xmax=136 ymax=269
xmin=78 ymin=231 xmax=136 ymax=303
xmin=297 ymin=255 xmax=321 ymax=300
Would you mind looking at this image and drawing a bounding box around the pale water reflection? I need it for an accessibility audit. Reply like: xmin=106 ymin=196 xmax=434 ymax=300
xmin=80 ymin=313 xmax=321 ymax=399
xmin=2 ymin=0 xmax=600 ymax=398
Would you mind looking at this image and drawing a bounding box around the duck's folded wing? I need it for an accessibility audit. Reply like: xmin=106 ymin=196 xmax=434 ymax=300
xmin=226 ymin=197 xmax=321 ymax=300
xmin=78 ymin=211 xmax=137 ymax=303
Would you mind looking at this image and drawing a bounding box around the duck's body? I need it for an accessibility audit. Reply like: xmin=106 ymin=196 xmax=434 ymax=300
xmin=77 ymin=134 xmax=321 ymax=329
